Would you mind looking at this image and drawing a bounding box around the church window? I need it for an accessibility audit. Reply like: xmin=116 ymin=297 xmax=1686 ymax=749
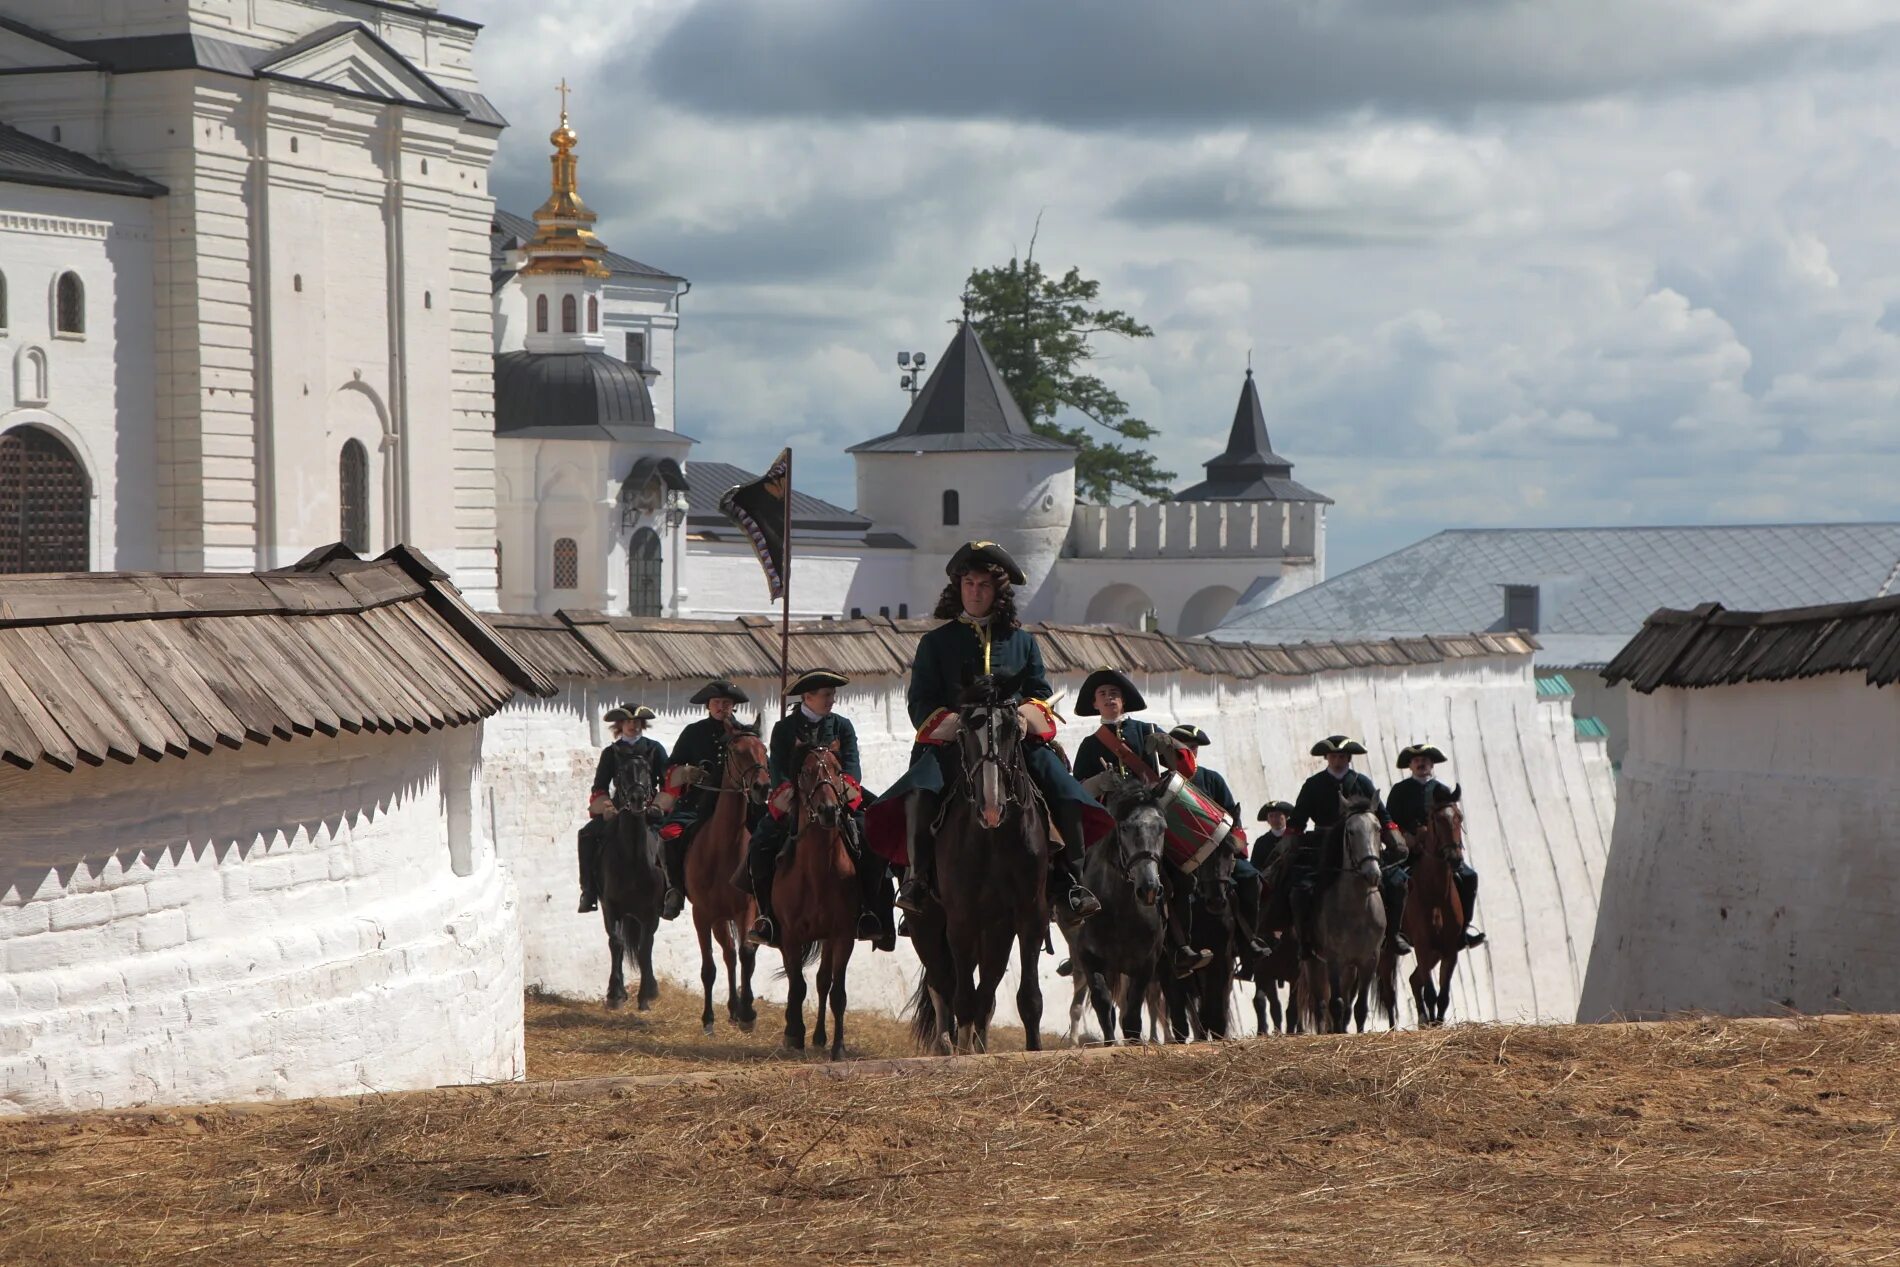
xmin=424 ymin=291 xmax=433 ymax=310
xmin=561 ymin=294 xmax=578 ymax=334
xmin=626 ymin=332 xmax=647 ymax=367
xmin=628 ymin=527 xmax=662 ymax=616
xmin=536 ymin=295 xmax=549 ymax=333
xmin=0 ymin=426 xmax=89 ymax=574
xmin=942 ymin=489 xmax=960 ymax=526
xmin=339 ymin=440 xmax=369 ymax=553
xmin=588 ymin=296 xmax=599 ymax=333
xmin=290 ymin=136 xmax=299 ymax=153
xmin=294 ymin=274 xmax=303 ymax=293
xmin=552 ymin=536 xmax=578 ymax=589
xmin=55 ymin=272 xmax=84 ymax=336
xmin=18 ymin=347 xmax=48 ymax=404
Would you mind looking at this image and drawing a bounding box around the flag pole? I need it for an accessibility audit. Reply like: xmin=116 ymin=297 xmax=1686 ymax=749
xmin=779 ymin=448 xmax=793 ymax=717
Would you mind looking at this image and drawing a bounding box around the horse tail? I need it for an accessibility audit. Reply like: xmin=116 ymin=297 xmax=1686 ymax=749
xmin=907 ymin=975 xmax=938 ymax=1051
xmin=770 ymin=941 xmax=823 ymax=982
xmin=1376 ymin=947 xmax=1400 ymax=1030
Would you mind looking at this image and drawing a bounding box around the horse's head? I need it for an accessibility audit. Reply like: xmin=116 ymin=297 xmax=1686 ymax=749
xmin=726 ymin=722 xmax=772 ymax=806
xmin=796 ymin=741 xmax=846 ymax=829
xmin=1337 ymin=794 xmax=1383 ymax=889
xmin=1426 ymin=783 xmax=1465 ymax=864
xmin=955 ymin=690 xmax=1027 ymax=831
xmin=1102 ymin=773 xmax=1165 ymax=906
xmin=1196 ymin=838 xmax=1237 ymax=913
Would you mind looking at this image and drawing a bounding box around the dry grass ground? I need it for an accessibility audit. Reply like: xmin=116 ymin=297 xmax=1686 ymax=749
xmin=2 ymin=988 xmax=1895 ymax=1266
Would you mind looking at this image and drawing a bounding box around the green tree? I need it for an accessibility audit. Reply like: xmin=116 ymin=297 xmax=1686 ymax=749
xmin=963 ymin=236 xmax=1173 ymax=503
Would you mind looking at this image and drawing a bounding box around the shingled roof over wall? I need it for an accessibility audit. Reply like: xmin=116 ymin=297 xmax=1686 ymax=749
xmin=486 ymin=610 xmax=1538 ymax=688
xmin=0 ymin=547 xmax=553 ymax=772
xmin=1603 ymin=595 xmax=1900 ymax=693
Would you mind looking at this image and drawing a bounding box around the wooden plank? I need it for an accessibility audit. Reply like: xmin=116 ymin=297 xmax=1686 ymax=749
xmin=350 ymin=607 xmax=451 ymax=728
xmin=259 ymin=573 xmax=362 ymax=615
xmin=214 ymin=618 xmax=325 ymax=737
xmin=95 ymin=621 xmax=218 ymax=754
xmin=0 ymin=627 xmax=128 ymax=764
xmin=0 ymin=668 xmax=47 ymax=768
xmin=0 ymin=575 xmax=169 ymax=623
xmin=234 ymin=616 xmax=343 ymax=737
xmin=177 ymin=618 xmax=297 ymax=742
xmin=0 ymin=649 xmax=75 ymax=770
xmin=168 ymin=575 xmax=282 ymax=614
xmin=316 ymin=613 xmax=427 ymax=733
xmin=362 ymin=604 xmax=477 ymax=724
xmin=125 ymin=621 xmax=252 ymax=750
xmin=396 ymin=602 xmax=512 ymax=706
xmin=332 ymin=564 xmax=425 ymax=609
xmin=46 ymin=623 xmax=190 ymax=759
xmin=269 ymin=621 xmax=370 ymax=733
xmin=296 ymin=617 xmax=401 ymax=733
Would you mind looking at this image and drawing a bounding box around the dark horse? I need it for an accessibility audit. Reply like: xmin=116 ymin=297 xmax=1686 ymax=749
xmin=773 ymin=742 xmax=860 ymax=1060
xmin=1400 ymin=784 xmax=1468 ymax=1027
xmin=1057 ymin=772 xmax=1166 ymax=1045
xmin=1162 ymin=844 xmax=1241 ymax=1041
xmin=685 ymin=720 xmax=770 ymax=1035
xmin=908 ymin=671 xmax=1048 ymax=1055
xmin=1298 ymin=796 xmax=1387 ymax=1034
xmin=597 ymin=753 xmax=661 ymax=1011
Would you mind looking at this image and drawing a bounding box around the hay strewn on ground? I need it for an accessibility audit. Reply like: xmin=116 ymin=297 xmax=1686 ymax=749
xmin=2 ymin=991 xmax=1895 ymax=1266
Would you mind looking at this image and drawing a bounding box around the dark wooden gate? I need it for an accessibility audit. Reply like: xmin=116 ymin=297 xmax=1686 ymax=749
xmin=0 ymin=426 xmax=89 ymax=574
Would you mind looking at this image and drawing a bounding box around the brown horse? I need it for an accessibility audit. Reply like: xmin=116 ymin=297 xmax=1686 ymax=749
xmin=1401 ymin=784 xmax=1468 ymax=1026
xmin=773 ymin=742 xmax=859 ymax=1059
xmin=1298 ymin=798 xmax=1386 ymax=1034
xmin=683 ymin=722 xmax=771 ymax=1035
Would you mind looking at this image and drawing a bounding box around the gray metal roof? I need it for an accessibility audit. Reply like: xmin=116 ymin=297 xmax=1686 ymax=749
xmin=684 ymin=460 xmax=871 ymax=532
xmin=1174 ymin=369 xmax=1330 ymax=504
xmin=1217 ymin=523 xmax=1900 ymax=667
xmin=847 ymin=321 xmax=1074 ymax=455
xmin=491 ymin=209 xmax=683 ymax=285
xmin=0 ymin=123 xmax=165 ymax=198
xmin=494 ymin=350 xmax=657 ymax=437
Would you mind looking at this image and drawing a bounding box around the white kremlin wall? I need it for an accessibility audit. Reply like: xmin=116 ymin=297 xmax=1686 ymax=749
xmin=485 ymin=649 xmax=1617 ymax=1033
xmin=0 ymin=728 xmax=523 ymax=1116
xmin=1578 ymin=672 xmax=1900 ymax=1021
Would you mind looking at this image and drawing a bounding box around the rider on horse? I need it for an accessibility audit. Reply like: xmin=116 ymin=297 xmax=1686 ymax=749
xmin=746 ymin=669 xmax=893 ymax=952
xmin=1163 ymin=723 xmax=1273 ymax=973
xmin=577 ymin=705 xmax=667 ymax=913
xmin=656 ymin=679 xmax=753 ymax=921
xmin=892 ymin=540 xmax=1107 ymax=922
xmin=1253 ymin=799 xmax=1296 ymax=868
xmin=1383 ymin=743 xmax=1485 ymax=949
xmin=1283 ymin=735 xmax=1395 ymax=960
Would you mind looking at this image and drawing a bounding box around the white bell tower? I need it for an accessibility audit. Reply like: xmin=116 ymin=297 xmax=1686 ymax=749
xmin=520 ymin=81 xmax=609 ymax=355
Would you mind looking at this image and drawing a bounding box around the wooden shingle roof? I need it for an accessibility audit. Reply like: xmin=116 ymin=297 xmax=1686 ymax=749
xmin=0 ymin=547 xmax=553 ymax=772
xmin=1603 ymin=595 xmax=1900 ymax=693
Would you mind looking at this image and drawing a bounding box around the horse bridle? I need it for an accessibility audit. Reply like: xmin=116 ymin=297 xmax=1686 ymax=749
xmin=794 ymin=746 xmax=850 ymax=828
xmin=1321 ymin=806 xmax=1383 ymax=884
xmin=957 ymin=700 xmax=1028 ymax=825
xmin=1108 ymin=792 xmax=1165 ymax=886
xmin=701 ymin=735 xmax=769 ymax=805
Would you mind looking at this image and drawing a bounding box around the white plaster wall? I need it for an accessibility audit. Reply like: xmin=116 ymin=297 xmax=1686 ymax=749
xmin=487 ymin=653 xmax=1615 ymax=1032
xmin=0 ymin=726 xmax=523 ymax=1116
xmin=0 ymin=185 xmax=156 ymax=569
xmin=683 ymin=540 xmax=915 ymax=621
xmin=1577 ymin=674 xmax=1900 ymax=1021
xmin=1048 ymin=556 xmax=1321 ymax=635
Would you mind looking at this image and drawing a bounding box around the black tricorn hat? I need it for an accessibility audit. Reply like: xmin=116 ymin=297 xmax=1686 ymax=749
xmin=945 ymin=540 xmax=1027 ymax=586
xmin=1310 ymin=734 xmax=1368 ymax=757
xmin=789 ymin=669 xmax=849 ymax=696
xmin=1256 ymin=800 xmax=1296 ymax=821
xmin=1076 ymin=667 xmax=1146 ymax=716
xmin=1398 ymin=743 xmax=1450 ymax=768
xmin=604 ymin=705 xmax=657 ymax=723
xmin=690 ymin=679 xmax=750 ymax=705
xmin=1168 ymin=724 xmax=1211 ymax=748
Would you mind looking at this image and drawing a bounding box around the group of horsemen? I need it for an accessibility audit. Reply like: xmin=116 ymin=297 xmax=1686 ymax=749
xmin=576 ymin=540 xmax=1484 ymax=976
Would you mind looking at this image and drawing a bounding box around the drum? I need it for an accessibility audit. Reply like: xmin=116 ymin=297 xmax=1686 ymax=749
xmin=1159 ymin=772 xmax=1233 ymax=873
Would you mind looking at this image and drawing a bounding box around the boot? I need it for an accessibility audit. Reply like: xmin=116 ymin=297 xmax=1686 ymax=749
xmin=857 ymin=847 xmax=893 ymax=948
xmin=895 ymin=790 xmax=938 ymax=915
xmin=1049 ymin=801 xmax=1102 ymax=920
xmin=661 ymin=835 xmax=688 ymax=920
xmin=746 ymin=830 xmax=779 ymax=948
xmin=1233 ymin=873 xmax=1272 ymax=965
xmin=576 ymin=823 xmax=601 ymax=913
xmin=1166 ymin=877 xmax=1212 ymax=977
xmin=1456 ymin=866 xmax=1485 ymax=947
xmin=1291 ymin=885 xmax=1323 ymax=962
xmin=1382 ymin=872 xmax=1412 ymax=955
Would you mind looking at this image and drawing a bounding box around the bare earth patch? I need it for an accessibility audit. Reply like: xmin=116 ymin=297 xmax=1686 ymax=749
xmin=1 ymin=991 xmax=1894 ymax=1266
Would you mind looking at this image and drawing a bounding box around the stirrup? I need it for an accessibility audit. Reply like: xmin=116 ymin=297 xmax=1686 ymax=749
xmin=855 ymin=911 xmax=882 ymax=941
xmin=1390 ymin=933 xmax=1414 ymax=955
xmin=1066 ymin=885 xmax=1102 ymax=920
xmin=745 ymin=917 xmax=778 ymax=949
xmin=1055 ymin=958 xmax=1072 ymax=977
xmin=1463 ymin=928 xmax=1487 ymax=948
xmin=577 ymin=893 xmax=598 ymax=914
xmin=1172 ymin=947 xmax=1213 ymax=978
xmin=895 ymin=877 xmax=932 ymax=915
xmin=661 ymin=887 xmax=685 ymax=920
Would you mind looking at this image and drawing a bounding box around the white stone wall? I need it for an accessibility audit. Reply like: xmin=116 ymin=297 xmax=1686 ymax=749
xmin=0 ymin=726 xmax=523 ymax=1116
xmin=1048 ymin=555 xmax=1322 ymax=637
xmin=683 ymin=539 xmax=916 ymax=621
xmin=487 ymin=651 xmax=1616 ymax=1032
xmin=1578 ymin=674 xmax=1900 ymax=1021
xmin=0 ymin=185 xmax=156 ymax=570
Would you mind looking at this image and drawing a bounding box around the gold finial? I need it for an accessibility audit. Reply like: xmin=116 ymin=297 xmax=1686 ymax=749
xmin=522 ymin=76 xmax=610 ymax=279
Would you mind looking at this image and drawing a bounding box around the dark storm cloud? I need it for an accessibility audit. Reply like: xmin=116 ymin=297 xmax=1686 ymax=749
xmin=641 ymin=0 xmax=1896 ymax=129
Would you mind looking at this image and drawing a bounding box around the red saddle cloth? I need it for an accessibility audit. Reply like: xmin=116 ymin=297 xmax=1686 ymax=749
xmin=863 ymin=793 xmax=1112 ymax=867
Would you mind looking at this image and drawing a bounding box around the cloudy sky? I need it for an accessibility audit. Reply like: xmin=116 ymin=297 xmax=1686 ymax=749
xmin=461 ymin=0 xmax=1900 ymax=572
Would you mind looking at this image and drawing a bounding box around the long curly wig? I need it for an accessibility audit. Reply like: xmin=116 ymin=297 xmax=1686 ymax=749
xmin=934 ymin=567 xmax=1022 ymax=630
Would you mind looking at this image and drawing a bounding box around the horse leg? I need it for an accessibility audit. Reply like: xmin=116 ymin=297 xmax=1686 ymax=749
xmin=1009 ymin=925 xmax=1041 ymax=1053
xmin=782 ymin=944 xmax=807 ymax=1051
xmin=828 ymin=939 xmax=852 ymax=1061
xmin=1353 ymin=971 xmax=1371 ymax=1033
xmin=1410 ymin=959 xmax=1436 ymax=1028
xmin=1436 ymin=955 xmax=1457 ymax=1026
xmin=1122 ymin=969 xmax=1150 ymax=1044
xmin=1066 ymin=967 xmax=1090 ymax=1048
xmin=604 ymin=906 xmax=627 ymax=1010
xmin=635 ymin=918 xmax=660 ymax=1010
xmin=814 ymin=949 xmax=832 ymax=1052
xmin=696 ymin=911 xmax=718 ymax=1034
xmin=1085 ymin=964 xmax=1115 ymax=1046
xmin=719 ymin=919 xmax=742 ymax=1025
xmin=737 ymin=922 xmax=759 ymax=1028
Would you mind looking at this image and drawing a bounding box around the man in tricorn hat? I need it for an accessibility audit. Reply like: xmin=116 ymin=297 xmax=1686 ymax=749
xmin=1282 ymin=735 xmax=1393 ymax=959
xmin=1383 ymin=743 xmax=1484 ymax=949
xmin=655 ymin=679 xmax=751 ymax=920
xmin=745 ymin=670 xmax=893 ymax=952
xmin=1253 ymin=800 xmax=1297 ymax=868
xmin=1163 ymin=723 xmax=1272 ymax=974
xmin=886 ymin=540 xmax=1109 ymax=921
xmin=577 ymin=705 xmax=667 ymax=913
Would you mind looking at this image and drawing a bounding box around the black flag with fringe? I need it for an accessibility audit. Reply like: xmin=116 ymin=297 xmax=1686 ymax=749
xmin=718 ymin=447 xmax=791 ymax=600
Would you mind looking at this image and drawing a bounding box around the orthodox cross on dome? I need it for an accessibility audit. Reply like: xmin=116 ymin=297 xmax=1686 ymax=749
xmin=520 ymin=77 xmax=611 ymax=279
xmin=557 ymin=77 xmax=571 ymax=121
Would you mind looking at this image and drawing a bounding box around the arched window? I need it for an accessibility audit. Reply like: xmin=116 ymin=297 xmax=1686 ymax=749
xmin=16 ymin=347 xmax=48 ymax=405
xmin=561 ymin=294 xmax=578 ymax=334
xmin=0 ymin=426 xmax=90 ymax=573
xmin=0 ymin=270 xmax=9 ymax=330
xmin=535 ymin=295 xmax=548 ymax=333
xmin=55 ymin=272 xmax=84 ymax=336
xmin=587 ymin=296 xmax=599 ymax=333
xmin=942 ymin=489 xmax=960 ymax=526
xmin=339 ymin=440 xmax=369 ymax=553
xmin=552 ymin=536 xmax=578 ymax=589
xmin=628 ymin=527 xmax=662 ymax=617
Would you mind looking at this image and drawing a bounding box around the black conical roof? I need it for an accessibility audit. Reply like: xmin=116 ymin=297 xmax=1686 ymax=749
xmin=1175 ymin=369 xmax=1331 ymax=503
xmin=848 ymin=321 xmax=1074 ymax=454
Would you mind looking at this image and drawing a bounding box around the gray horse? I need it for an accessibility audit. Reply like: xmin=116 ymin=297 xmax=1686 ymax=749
xmin=597 ymin=758 xmax=664 ymax=1010
xmin=1297 ymin=796 xmax=1387 ymax=1033
xmin=1057 ymin=773 xmax=1167 ymax=1045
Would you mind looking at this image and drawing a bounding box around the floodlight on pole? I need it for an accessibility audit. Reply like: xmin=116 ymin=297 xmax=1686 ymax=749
xmin=895 ymin=349 xmax=926 ymax=404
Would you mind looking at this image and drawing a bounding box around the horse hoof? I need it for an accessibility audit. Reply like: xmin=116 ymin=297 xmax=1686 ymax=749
xmin=702 ymin=1023 xmax=714 ymax=1037
xmin=605 ymin=996 xmax=625 ymax=1011
xmin=636 ymin=998 xmax=651 ymax=1012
